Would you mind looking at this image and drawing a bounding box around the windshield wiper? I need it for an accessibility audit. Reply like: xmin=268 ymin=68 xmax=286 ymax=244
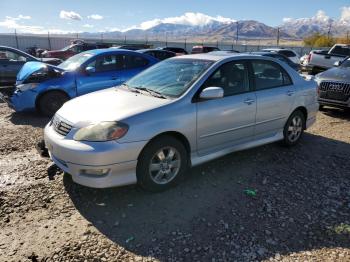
xmin=120 ymin=84 xmax=142 ymax=93
xmin=135 ymin=87 xmax=168 ymax=99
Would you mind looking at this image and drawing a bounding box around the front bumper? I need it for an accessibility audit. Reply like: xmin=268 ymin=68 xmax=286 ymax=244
xmin=318 ymin=98 xmax=350 ymax=109
xmin=1 ymin=88 xmax=38 ymax=112
xmin=44 ymin=123 xmax=148 ymax=188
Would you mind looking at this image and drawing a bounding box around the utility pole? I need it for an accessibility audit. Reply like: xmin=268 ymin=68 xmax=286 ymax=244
xmin=277 ymin=27 xmax=280 ymax=47
xmin=236 ymin=21 xmax=239 ymax=45
xmin=165 ymin=32 xmax=168 ymax=47
xmin=47 ymin=31 xmax=52 ymax=50
xmin=124 ymin=35 xmax=126 ymax=44
xmin=347 ymin=31 xmax=349 ymax=44
xmin=101 ymin=33 xmax=103 ymax=42
xmin=184 ymin=38 xmax=187 ymax=50
xmin=76 ymin=32 xmax=79 ymax=39
xmin=327 ymin=21 xmax=332 ymax=40
xmin=14 ymin=29 xmax=19 ymax=49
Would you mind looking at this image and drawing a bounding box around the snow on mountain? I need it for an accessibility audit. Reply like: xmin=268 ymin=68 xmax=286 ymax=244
xmin=81 ymin=10 xmax=350 ymax=40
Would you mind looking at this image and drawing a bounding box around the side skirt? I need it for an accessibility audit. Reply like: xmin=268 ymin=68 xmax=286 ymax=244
xmin=190 ymin=132 xmax=284 ymax=167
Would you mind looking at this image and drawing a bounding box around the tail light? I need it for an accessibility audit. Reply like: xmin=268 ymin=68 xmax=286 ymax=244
xmin=307 ymin=53 xmax=312 ymax=63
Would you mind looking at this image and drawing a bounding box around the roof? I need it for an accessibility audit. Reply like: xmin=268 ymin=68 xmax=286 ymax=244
xmin=172 ymin=53 xmax=262 ymax=62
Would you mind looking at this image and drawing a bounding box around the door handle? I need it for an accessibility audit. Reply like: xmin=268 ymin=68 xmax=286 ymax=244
xmin=244 ymin=98 xmax=255 ymax=105
xmin=287 ymin=90 xmax=295 ymax=96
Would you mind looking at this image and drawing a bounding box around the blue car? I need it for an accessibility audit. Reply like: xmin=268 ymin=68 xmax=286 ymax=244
xmin=3 ymin=49 xmax=158 ymax=116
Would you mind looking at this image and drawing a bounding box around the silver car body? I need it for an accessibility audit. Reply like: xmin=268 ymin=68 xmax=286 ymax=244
xmin=44 ymin=54 xmax=318 ymax=188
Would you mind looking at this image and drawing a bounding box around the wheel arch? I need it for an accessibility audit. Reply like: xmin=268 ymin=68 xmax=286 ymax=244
xmin=291 ymin=106 xmax=308 ymax=129
xmin=35 ymin=89 xmax=70 ymax=111
xmin=137 ymin=131 xmax=192 ymax=162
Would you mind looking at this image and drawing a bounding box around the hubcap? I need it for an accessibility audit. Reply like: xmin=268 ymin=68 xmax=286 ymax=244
xmin=287 ymin=115 xmax=303 ymax=142
xmin=149 ymin=147 xmax=181 ymax=185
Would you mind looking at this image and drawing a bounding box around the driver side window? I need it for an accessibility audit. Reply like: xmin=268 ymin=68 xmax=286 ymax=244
xmin=2 ymin=51 xmax=26 ymax=62
xmin=203 ymin=61 xmax=250 ymax=97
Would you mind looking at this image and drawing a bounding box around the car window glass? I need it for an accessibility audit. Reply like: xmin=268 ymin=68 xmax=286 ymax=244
xmin=95 ymin=55 xmax=122 ymax=72
xmin=332 ymin=46 xmax=350 ymax=56
xmin=124 ymin=55 xmax=149 ymax=69
xmin=279 ymin=50 xmax=296 ymax=57
xmin=252 ymin=60 xmax=291 ymax=90
xmin=1 ymin=50 xmax=26 ymax=62
xmin=203 ymin=61 xmax=249 ymax=96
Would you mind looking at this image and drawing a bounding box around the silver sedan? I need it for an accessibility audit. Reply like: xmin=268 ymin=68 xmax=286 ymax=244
xmin=44 ymin=53 xmax=318 ymax=191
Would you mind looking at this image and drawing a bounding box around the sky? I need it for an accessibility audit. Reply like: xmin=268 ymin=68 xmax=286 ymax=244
xmin=0 ymin=0 xmax=349 ymax=34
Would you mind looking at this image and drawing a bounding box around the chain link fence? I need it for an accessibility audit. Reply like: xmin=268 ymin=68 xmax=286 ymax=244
xmin=0 ymin=33 xmax=314 ymax=56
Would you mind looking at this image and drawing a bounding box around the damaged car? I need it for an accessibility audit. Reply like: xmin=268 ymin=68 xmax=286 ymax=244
xmin=0 ymin=49 xmax=158 ymax=116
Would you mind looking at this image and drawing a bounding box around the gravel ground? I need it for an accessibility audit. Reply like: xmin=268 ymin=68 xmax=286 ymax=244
xmin=0 ymin=102 xmax=349 ymax=262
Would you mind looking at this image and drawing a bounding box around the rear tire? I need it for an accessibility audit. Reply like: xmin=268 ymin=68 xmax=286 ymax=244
xmin=137 ymin=135 xmax=189 ymax=192
xmin=319 ymin=105 xmax=325 ymax=111
xmin=282 ymin=110 xmax=305 ymax=147
xmin=38 ymin=91 xmax=69 ymax=117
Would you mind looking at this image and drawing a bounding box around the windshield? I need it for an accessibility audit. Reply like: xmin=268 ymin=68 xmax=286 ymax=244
xmin=61 ymin=45 xmax=74 ymax=51
xmin=125 ymin=59 xmax=213 ymax=98
xmin=340 ymin=58 xmax=350 ymax=68
xmin=58 ymin=52 xmax=93 ymax=71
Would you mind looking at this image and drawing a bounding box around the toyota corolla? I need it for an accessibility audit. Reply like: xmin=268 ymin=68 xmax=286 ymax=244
xmin=44 ymin=53 xmax=318 ymax=191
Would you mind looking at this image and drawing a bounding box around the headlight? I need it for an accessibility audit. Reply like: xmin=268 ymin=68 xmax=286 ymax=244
xmin=73 ymin=122 xmax=129 ymax=142
xmin=16 ymin=83 xmax=39 ymax=92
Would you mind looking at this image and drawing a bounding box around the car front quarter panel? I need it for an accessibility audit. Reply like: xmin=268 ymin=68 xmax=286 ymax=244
xmin=117 ymin=98 xmax=197 ymax=153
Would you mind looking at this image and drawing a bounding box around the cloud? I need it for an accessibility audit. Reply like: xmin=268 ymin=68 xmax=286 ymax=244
xmin=282 ymin=9 xmax=331 ymax=24
xmin=340 ymin=6 xmax=350 ymax=21
xmin=0 ymin=17 xmax=78 ymax=34
xmin=5 ymin=14 xmax=31 ymax=21
xmin=124 ymin=12 xmax=236 ymax=31
xmin=314 ymin=10 xmax=329 ymax=22
xmin=83 ymin=24 xmax=94 ymax=28
xmin=88 ymin=14 xmax=103 ymax=20
xmin=282 ymin=17 xmax=293 ymax=23
xmin=59 ymin=10 xmax=82 ymax=21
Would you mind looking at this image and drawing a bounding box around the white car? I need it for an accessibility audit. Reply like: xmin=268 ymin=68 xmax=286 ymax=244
xmin=262 ymin=48 xmax=301 ymax=64
xmin=44 ymin=53 xmax=318 ymax=191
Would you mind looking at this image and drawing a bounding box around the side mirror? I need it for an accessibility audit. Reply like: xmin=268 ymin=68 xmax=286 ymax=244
xmin=85 ymin=66 xmax=96 ymax=75
xmin=199 ymin=87 xmax=224 ymax=100
xmin=334 ymin=61 xmax=341 ymax=67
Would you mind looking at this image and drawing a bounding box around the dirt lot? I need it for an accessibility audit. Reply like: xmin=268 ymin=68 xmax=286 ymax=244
xmin=0 ymin=102 xmax=350 ymax=262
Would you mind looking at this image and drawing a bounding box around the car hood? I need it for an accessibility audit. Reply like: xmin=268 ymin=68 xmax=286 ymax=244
xmin=56 ymin=88 xmax=171 ymax=126
xmin=316 ymin=67 xmax=350 ymax=82
xmin=16 ymin=61 xmax=64 ymax=83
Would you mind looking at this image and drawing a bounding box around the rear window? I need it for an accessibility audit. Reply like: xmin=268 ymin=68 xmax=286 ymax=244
xmin=279 ymin=50 xmax=296 ymax=57
xmin=192 ymin=47 xmax=203 ymax=53
xmin=331 ymin=46 xmax=350 ymax=56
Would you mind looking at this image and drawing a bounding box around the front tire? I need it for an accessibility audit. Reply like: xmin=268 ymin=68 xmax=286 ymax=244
xmin=137 ymin=135 xmax=189 ymax=192
xmin=282 ymin=110 xmax=305 ymax=146
xmin=38 ymin=91 xmax=69 ymax=117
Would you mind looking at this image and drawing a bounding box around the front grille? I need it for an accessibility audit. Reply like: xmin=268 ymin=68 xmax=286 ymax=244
xmin=319 ymin=81 xmax=350 ymax=102
xmin=51 ymin=115 xmax=73 ymax=136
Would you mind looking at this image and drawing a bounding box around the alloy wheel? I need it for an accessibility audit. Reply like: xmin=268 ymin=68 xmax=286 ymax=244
xmin=149 ymin=146 xmax=181 ymax=185
xmin=287 ymin=115 xmax=303 ymax=143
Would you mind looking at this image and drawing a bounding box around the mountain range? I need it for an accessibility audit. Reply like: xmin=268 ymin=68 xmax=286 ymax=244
xmin=81 ymin=12 xmax=350 ymax=41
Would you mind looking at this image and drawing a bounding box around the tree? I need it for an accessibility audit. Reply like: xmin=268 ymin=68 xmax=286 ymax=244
xmin=303 ymin=33 xmax=335 ymax=47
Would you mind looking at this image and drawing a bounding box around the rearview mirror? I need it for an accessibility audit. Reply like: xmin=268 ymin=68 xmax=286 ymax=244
xmin=199 ymin=87 xmax=224 ymax=100
xmin=85 ymin=66 xmax=96 ymax=75
xmin=334 ymin=61 xmax=341 ymax=67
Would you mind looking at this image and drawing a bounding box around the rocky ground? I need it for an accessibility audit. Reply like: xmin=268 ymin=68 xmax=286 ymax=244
xmin=0 ymin=103 xmax=349 ymax=262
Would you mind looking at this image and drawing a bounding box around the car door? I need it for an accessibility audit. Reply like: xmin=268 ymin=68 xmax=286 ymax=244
xmin=196 ymin=60 xmax=256 ymax=156
xmin=0 ymin=50 xmax=27 ymax=85
xmin=76 ymin=54 xmax=123 ymax=96
xmin=251 ymin=59 xmax=296 ymax=140
xmin=121 ymin=54 xmax=151 ymax=80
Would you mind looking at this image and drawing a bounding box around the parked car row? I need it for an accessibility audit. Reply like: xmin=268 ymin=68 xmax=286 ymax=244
xmin=1 ymin=49 xmax=158 ymax=115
